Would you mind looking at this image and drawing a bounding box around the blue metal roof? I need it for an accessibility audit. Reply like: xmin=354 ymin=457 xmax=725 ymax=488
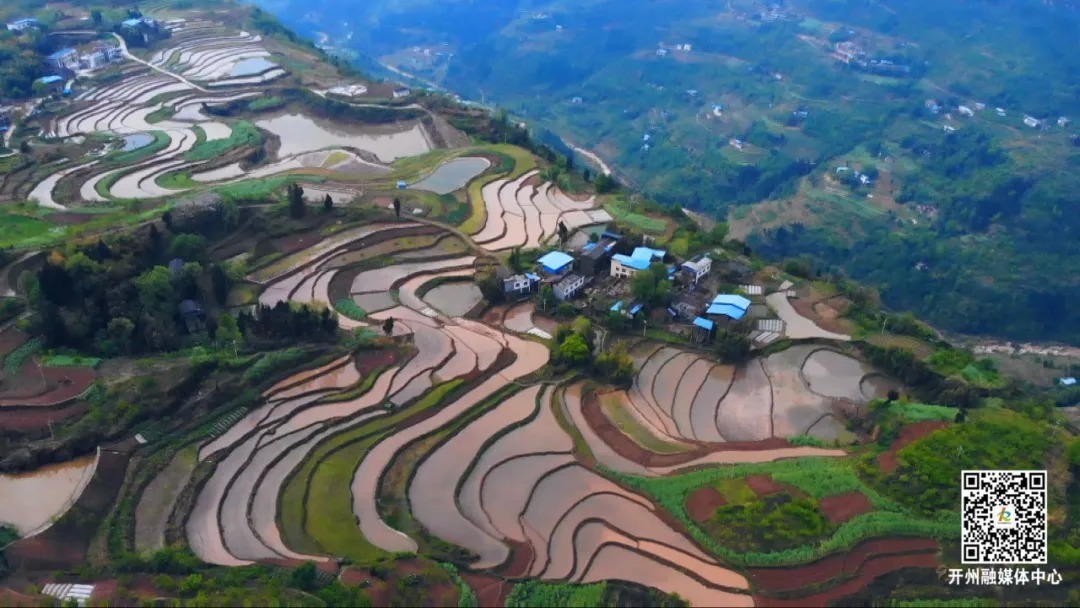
xmin=631 ymin=247 xmax=665 ymax=263
xmin=582 ymin=242 xmax=597 ymax=252
xmin=612 ymin=253 xmax=650 ymax=271
xmin=711 ymin=294 xmax=752 ymax=310
xmin=610 ymin=300 xmax=624 ymax=312
xmin=37 ymin=75 xmax=63 ymax=84
xmin=47 ymin=49 xmax=75 ymax=59
xmin=538 ymin=251 xmax=574 ymax=272
xmin=628 ymin=303 xmax=644 ymax=315
xmin=604 ymin=242 xmax=616 ymax=252
xmin=601 ymin=231 xmax=622 ymax=240
xmin=122 ymin=18 xmax=144 ymax=27
xmin=667 ymin=307 xmax=679 ymax=317
xmin=693 ymin=317 xmax=715 ymax=331
xmin=706 ymin=303 xmax=747 ymax=320
xmin=525 ymin=273 xmax=540 ymax=281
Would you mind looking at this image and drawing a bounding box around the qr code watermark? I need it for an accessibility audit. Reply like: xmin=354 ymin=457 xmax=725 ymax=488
xmin=961 ymin=470 xmax=1047 ymax=564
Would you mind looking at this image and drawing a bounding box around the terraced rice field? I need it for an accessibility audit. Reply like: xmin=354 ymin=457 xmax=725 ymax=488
xmin=470 ymin=171 xmax=611 ymax=251
xmin=25 ymin=19 xmax=435 ymax=208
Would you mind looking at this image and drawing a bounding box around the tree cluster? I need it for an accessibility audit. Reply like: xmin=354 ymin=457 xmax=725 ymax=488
xmin=237 ymin=302 xmax=339 ymax=343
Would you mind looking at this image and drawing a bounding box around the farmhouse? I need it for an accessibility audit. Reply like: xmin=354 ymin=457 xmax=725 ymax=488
xmin=392 ymin=87 xmax=411 ymax=99
xmin=610 ymin=247 xmax=665 ymax=279
xmin=537 ymin=250 xmax=575 ymax=275
xmin=958 ymin=105 xmax=974 ymax=117
xmin=47 ymin=48 xmax=80 ymax=71
xmin=706 ymin=294 xmax=751 ymax=322
xmin=503 ymin=273 xmax=538 ymax=297
xmin=80 ymin=49 xmax=108 ymax=70
xmin=579 ymin=238 xmax=616 ymax=276
xmin=1023 ymin=116 xmax=1041 ymax=128
xmin=553 ymin=273 xmax=587 ymax=301
xmin=6 ymin=18 xmax=39 ymax=32
xmin=692 ymin=317 xmax=715 ymax=343
xmin=1059 ymin=117 xmax=1071 ymax=128
xmin=680 ymin=254 xmax=712 ymax=284
xmin=36 ymin=75 xmax=64 ymax=93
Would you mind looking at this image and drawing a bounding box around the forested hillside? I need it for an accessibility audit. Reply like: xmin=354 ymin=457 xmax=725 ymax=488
xmin=254 ymin=0 xmax=1080 ymax=344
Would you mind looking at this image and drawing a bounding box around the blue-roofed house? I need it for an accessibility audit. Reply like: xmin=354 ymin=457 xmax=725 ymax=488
xmin=538 ymin=250 xmax=575 ymax=275
xmin=1061 ymin=377 xmax=1078 ymax=387
xmin=692 ymin=316 xmax=715 ymax=342
xmin=628 ymin=303 xmax=644 ymax=316
xmin=706 ymin=294 xmax=752 ymax=322
xmin=37 ymin=75 xmax=64 ymax=85
xmin=122 ymin=17 xmax=146 ymax=28
xmin=47 ymin=48 xmax=80 ymax=71
xmin=36 ymin=75 xmax=65 ymax=94
xmin=680 ymin=254 xmax=713 ymax=285
xmin=609 ymin=300 xmax=625 ymax=313
xmin=502 ymin=273 xmax=535 ymax=297
xmin=610 ymin=247 xmax=666 ymax=279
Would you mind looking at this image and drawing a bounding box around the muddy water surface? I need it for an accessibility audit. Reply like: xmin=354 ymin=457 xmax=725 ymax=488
xmin=0 ymin=454 xmax=97 ymax=535
xmin=256 ymin=113 xmax=431 ymax=162
xmin=410 ymin=157 xmax=490 ymax=194
xmin=424 ymin=282 xmax=482 ymax=317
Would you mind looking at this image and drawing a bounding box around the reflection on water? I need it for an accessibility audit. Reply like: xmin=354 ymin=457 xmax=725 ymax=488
xmin=228 ymin=57 xmax=276 ymax=77
xmin=122 ymin=133 xmax=153 ymax=151
xmin=255 ymin=113 xmax=431 ymax=163
xmin=424 ymin=282 xmax=483 ymax=317
xmin=410 ymin=157 xmax=490 ymax=194
xmin=0 ymin=454 xmax=97 ymax=535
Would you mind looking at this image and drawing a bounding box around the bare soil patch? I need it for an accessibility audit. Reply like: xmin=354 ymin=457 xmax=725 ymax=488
xmin=0 ymin=328 xmax=29 ymax=358
xmin=819 ymin=492 xmax=875 ymax=525
xmin=354 ymin=347 xmax=400 ymax=377
xmin=877 ymin=421 xmax=951 ymax=473
xmin=791 ymin=297 xmax=856 ymax=335
xmin=0 ymin=400 xmax=89 ymax=432
xmin=462 ymin=572 xmax=509 ymax=608
xmin=753 ymin=550 xmax=939 ymax=605
xmin=748 ymin=537 xmax=939 ymax=594
xmin=746 ymin=474 xmax=788 ymax=497
xmin=686 ymin=487 xmax=727 ymax=522
xmin=499 ymin=540 xmax=534 ymax=578
xmin=0 ymin=366 xmax=96 ymax=407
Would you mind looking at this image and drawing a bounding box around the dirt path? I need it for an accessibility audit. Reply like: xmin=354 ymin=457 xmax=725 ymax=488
xmin=112 ymin=33 xmax=208 ymax=93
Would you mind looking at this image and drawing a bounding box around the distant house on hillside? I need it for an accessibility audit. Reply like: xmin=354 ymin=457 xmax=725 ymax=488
xmin=392 ymin=87 xmax=411 ymax=99
xmin=538 ymin=251 xmax=575 ymax=276
xmin=680 ymin=255 xmax=712 ymax=285
xmin=6 ymin=18 xmax=39 ymax=32
xmin=611 ymin=247 xmax=665 ymax=279
xmin=47 ymin=48 xmax=80 ymax=71
xmin=706 ymin=294 xmax=752 ymax=323
xmin=553 ymin=273 xmax=587 ymax=301
xmin=503 ymin=273 xmax=538 ymax=297
xmin=958 ymin=105 xmax=974 ymax=117
xmin=1023 ymin=116 xmax=1041 ymax=128
xmin=655 ymin=48 xmax=668 ymax=57
xmin=178 ymin=300 xmax=206 ymax=332
xmin=1059 ymin=116 xmax=1071 ymax=128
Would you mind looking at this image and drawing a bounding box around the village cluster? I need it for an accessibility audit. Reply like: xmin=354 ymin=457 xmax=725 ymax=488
xmin=498 ymin=230 xmax=792 ymax=347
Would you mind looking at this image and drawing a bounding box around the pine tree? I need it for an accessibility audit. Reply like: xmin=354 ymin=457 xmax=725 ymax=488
xmin=323 ymin=194 xmax=333 ymax=213
xmin=393 ymin=197 xmax=402 ymax=218
xmin=288 ymin=184 xmax=306 ymax=218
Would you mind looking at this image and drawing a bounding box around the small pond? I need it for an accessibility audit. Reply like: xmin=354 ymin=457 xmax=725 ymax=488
xmin=424 ymin=282 xmax=483 ymax=317
xmin=121 ymin=133 xmax=154 ymax=151
xmin=409 ymin=157 xmax=490 ymax=194
xmin=228 ymin=57 xmax=277 ymax=78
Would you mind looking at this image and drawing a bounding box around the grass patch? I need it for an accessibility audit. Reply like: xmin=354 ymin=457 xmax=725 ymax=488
xmin=282 ymin=379 xmax=463 ymax=564
xmin=186 ymin=121 xmax=260 ymax=162
xmin=0 ymin=210 xmax=57 ymax=248
xmin=506 ymin=581 xmax=606 ymax=608
xmin=716 ymin=478 xmax=757 ymax=505
xmin=605 ymin=456 xmax=958 ymax=566
xmin=334 ymin=299 xmax=367 ymax=321
xmin=876 ymin=400 xmax=958 ymax=424
xmin=606 ymin=199 xmax=668 ymax=234
xmin=788 ymin=434 xmax=831 ymax=447
xmin=645 ymin=327 xmax=693 ymax=346
xmin=41 ymin=354 xmax=102 ymax=368
xmin=885 ymin=601 xmax=999 ymax=608
xmin=865 ymin=333 xmax=936 ymax=359
xmin=145 ymin=105 xmax=176 ymax=124
xmin=214 ymin=175 xmax=324 ymax=201
xmin=598 ymin=392 xmax=688 ymax=454
xmin=155 ymin=170 xmax=196 ymax=190
xmin=242 ymin=348 xmax=309 ymax=384
xmin=248 ymin=96 xmax=285 ymax=112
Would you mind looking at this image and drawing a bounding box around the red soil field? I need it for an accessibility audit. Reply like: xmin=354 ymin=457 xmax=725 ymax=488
xmin=0 ymin=400 xmax=90 ymax=432
xmin=748 ymin=537 xmax=939 ymax=593
xmin=354 ymin=347 xmax=401 ymax=377
xmin=746 ymin=474 xmax=789 ymax=497
xmin=462 ymin=572 xmax=510 ymax=608
xmin=753 ymin=551 xmax=939 ymax=606
xmin=581 ymin=392 xmax=792 ymax=468
xmin=0 ymin=587 xmax=38 ymax=607
xmin=0 ymin=328 xmax=29 ymax=357
xmin=819 ymin=492 xmax=875 ymax=525
xmin=5 ymin=449 xmax=130 ymax=572
xmin=878 ymin=421 xmax=951 ymax=473
xmin=0 ymin=366 xmax=96 ymax=407
xmin=499 ymin=540 xmax=534 ymax=578
xmin=686 ymin=487 xmax=727 ymax=522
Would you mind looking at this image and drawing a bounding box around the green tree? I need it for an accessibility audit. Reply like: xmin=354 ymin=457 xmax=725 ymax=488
xmin=539 ymin=284 xmax=556 ymax=310
xmin=595 ymin=344 xmax=634 ymax=386
xmin=210 ymin=264 xmax=230 ymax=305
xmin=595 ymin=173 xmax=615 ymax=193
xmin=708 ymin=223 xmax=729 ymax=244
xmin=169 ymin=234 xmax=207 ymax=262
xmin=217 ymin=313 xmax=242 ymax=352
xmin=162 ymin=211 xmax=173 ymax=231
xmin=559 ymin=333 xmax=591 ymax=366
xmin=91 ymin=9 xmax=102 ymax=24
xmin=289 ymin=561 xmax=318 ymax=591
xmin=393 ymin=197 xmax=402 ymax=218
xmin=288 ymin=183 xmax=306 ymax=218
xmin=631 ymin=263 xmax=672 ymax=308
xmin=508 ymin=247 xmax=523 ymax=272
xmin=558 ymin=221 xmax=570 ymax=244
xmin=323 ymin=193 xmax=333 ymax=213
xmin=382 ymin=317 xmax=395 ymax=336
xmin=134 ymin=266 xmax=176 ymax=313
xmin=714 ymin=327 xmax=752 ymax=363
